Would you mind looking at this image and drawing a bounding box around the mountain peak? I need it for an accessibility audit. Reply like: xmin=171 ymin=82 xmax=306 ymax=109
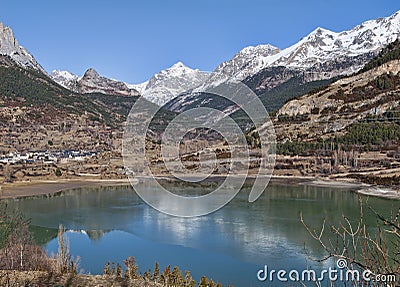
xmin=0 ymin=21 xmax=46 ymax=74
xmin=83 ymin=68 xmax=100 ymax=78
xmin=0 ymin=22 xmax=17 ymax=45
xmin=50 ymin=70 xmax=78 ymax=85
xmin=170 ymin=61 xmax=186 ymax=69
xmin=199 ymin=43 xmax=280 ymax=86
xmin=235 ymin=44 xmax=280 ymax=60
xmin=166 ymin=61 xmax=198 ymax=73
xmin=50 ymin=70 xmax=79 ymax=90
xmin=139 ymin=62 xmax=210 ymax=106
xmin=50 ymin=68 xmax=139 ymax=97
xmin=240 ymin=43 xmax=280 ymax=54
xmin=308 ymin=27 xmax=335 ymax=36
xmin=79 ymin=68 xmax=139 ymax=96
xmin=51 ymin=70 xmax=78 ymax=79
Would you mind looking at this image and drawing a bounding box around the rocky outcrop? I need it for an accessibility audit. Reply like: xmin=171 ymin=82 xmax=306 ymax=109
xmin=0 ymin=22 xmax=46 ymax=74
xmin=51 ymin=68 xmax=140 ymax=96
xmin=78 ymin=68 xmax=139 ymax=96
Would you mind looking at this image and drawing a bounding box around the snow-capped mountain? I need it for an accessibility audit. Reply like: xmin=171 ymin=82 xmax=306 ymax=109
xmin=166 ymin=10 xmax=400 ymax=112
xmin=258 ymin=12 xmax=397 ymax=78
xmin=4 ymin=10 xmax=400 ymax=108
xmin=127 ymin=80 xmax=148 ymax=95
xmin=52 ymin=62 xmax=208 ymax=101
xmin=272 ymin=12 xmax=400 ymax=71
xmin=50 ymin=70 xmax=79 ymax=91
xmin=197 ymin=44 xmax=280 ymax=90
xmin=128 ymin=62 xmax=210 ymax=106
xmin=0 ymin=22 xmax=46 ymax=74
xmin=51 ymin=68 xmax=140 ymax=97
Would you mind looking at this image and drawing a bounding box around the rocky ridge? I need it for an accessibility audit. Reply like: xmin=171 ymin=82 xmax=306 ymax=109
xmin=0 ymin=22 xmax=46 ymax=74
xmin=51 ymin=68 xmax=139 ymax=97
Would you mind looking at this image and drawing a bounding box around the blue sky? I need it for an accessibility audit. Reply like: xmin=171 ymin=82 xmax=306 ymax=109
xmin=1 ymin=0 xmax=399 ymax=84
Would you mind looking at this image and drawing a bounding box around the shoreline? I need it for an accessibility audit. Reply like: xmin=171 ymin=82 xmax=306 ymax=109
xmin=0 ymin=175 xmax=398 ymax=201
xmin=0 ymin=179 xmax=131 ymax=200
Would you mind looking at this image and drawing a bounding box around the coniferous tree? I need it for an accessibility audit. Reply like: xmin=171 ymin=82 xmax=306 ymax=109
xmin=163 ymin=265 xmax=171 ymax=285
xmin=116 ymin=263 xmax=123 ymax=278
xmin=185 ymin=270 xmax=196 ymax=287
xmin=198 ymin=276 xmax=209 ymax=287
xmin=153 ymin=261 xmax=160 ymax=282
xmin=123 ymin=256 xmax=139 ymax=279
xmin=103 ymin=261 xmax=111 ymax=275
xmin=111 ymin=262 xmax=115 ymax=275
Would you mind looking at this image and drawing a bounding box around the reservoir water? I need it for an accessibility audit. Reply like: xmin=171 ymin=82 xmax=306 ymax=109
xmin=5 ymin=182 xmax=397 ymax=286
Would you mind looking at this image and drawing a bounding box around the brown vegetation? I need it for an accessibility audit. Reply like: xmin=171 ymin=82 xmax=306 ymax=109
xmin=301 ymin=198 xmax=399 ymax=286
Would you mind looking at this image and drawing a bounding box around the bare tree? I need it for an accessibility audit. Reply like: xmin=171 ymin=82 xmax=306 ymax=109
xmin=54 ymin=224 xmax=79 ymax=274
xmin=301 ymin=197 xmax=399 ymax=286
xmin=123 ymin=256 xmax=139 ymax=279
xmin=0 ymin=203 xmax=51 ymax=272
xmin=4 ymin=164 xmax=14 ymax=183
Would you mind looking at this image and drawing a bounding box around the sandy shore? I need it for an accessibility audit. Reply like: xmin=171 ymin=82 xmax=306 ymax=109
xmin=356 ymin=186 xmax=400 ymax=200
xmin=0 ymin=179 xmax=131 ymax=200
xmin=275 ymin=176 xmax=399 ymax=199
xmin=0 ymin=175 xmax=398 ymax=200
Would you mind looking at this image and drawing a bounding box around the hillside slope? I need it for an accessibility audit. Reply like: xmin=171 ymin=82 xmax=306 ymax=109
xmin=0 ymin=57 xmax=126 ymax=126
xmin=274 ymin=59 xmax=400 ymax=141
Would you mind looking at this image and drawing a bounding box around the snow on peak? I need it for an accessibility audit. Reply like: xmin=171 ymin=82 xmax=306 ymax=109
xmin=304 ymin=27 xmax=337 ymax=42
xmin=126 ymin=62 xmax=200 ymax=96
xmin=50 ymin=69 xmax=139 ymax=96
xmin=51 ymin=70 xmax=78 ymax=82
xmin=192 ymin=43 xmax=280 ymax=89
xmin=309 ymin=27 xmax=334 ymax=35
xmin=163 ymin=61 xmax=202 ymax=75
xmin=135 ymin=61 xmax=210 ymax=106
xmin=170 ymin=61 xmax=186 ymax=69
xmin=200 ymin=9 xmax=400 ymax=88
xmin=126 ymin=80 xmax=149 ymax=94
xmin=238 ymin=44 xmax=280 ymax=56
xmin=50 ymin=70 xmax=79 ymax=90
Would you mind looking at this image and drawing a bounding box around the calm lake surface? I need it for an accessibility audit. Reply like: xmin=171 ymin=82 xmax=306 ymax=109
xmin=5 ymin=181 xmax=397 ymax=286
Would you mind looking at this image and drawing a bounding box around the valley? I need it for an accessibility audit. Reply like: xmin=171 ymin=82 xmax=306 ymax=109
xmin=1 ymin=12 xmax=400 ymax=197
xmin=0 ymin=5 xmax=399 ymax=287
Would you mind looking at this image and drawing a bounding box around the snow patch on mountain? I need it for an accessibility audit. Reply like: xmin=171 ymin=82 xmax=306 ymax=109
xmin=78 ymin=68 xmax=139 ymax=96
xmin=0 ymin=22 xmax=46 ymax=74
xmin=200 ymin=10 xmax=400 ymax=90
xmin=126 ymin=80 xmax=148 ymax=94
xmin=196 ymin=44 xmax=280 ymax=90
xmin=131 ymin=61 xmax=210 ymax=106
xmin=51 ymin=68 xmax=139 ymax=96
xmin=270 ymin=12 xmax=400 ymax=70
xmin=50 ymin=70 xmax=79 ymax=90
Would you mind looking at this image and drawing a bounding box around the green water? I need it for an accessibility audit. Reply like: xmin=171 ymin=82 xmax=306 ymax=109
xmin=4 ymin=182 xmax=397 ymax=286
